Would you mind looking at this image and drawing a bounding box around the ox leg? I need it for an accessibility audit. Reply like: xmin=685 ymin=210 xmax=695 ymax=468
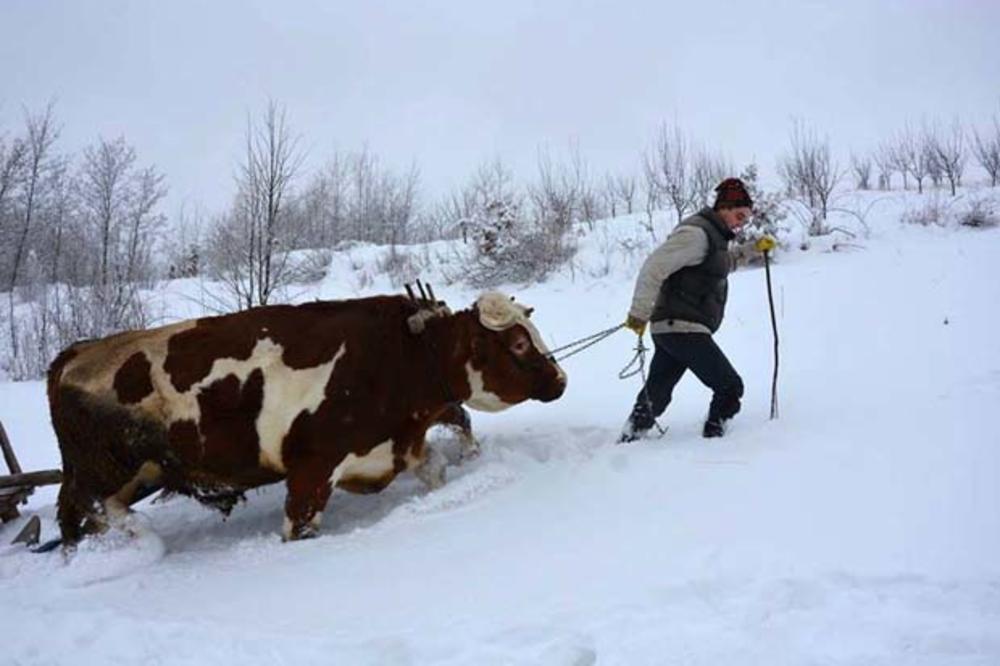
xmin=283 ymin=460 xmax=336 ymax=541
xmin=414 ymin=445 xmax=447 ymax=490
xmin=92 ymin=461 xmax=165 ymax=535
xmin=57 ymin=463 xmax=89 ymax=546
xmin=457 ymin=429 xmax=481 ymax=462
xmin=436 ymin=404 xmax=480 ymax=462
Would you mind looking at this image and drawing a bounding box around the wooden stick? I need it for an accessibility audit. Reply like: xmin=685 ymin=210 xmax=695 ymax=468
xmin=0 ymin=470 xmax=63 ymax=490
xmin=764 ymin=250 xmax=780 ymax=419
xmin=0 ymin=420 xmax=22 ymax=475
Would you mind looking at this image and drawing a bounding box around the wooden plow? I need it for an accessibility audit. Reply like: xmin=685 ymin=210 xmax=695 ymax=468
xmin=0 ymin=419 xmax=61 ymax=545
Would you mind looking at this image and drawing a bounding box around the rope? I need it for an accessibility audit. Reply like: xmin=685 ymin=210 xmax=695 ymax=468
xmin=546 ymin=322 xmax=666 ymax=437
xmin=617 ymin=338 xmax=647 ymax=379
xmin=618 ymin=336 xmax=666 ymax=436
xmin=547 ymin=324 xmax=624 ymax=363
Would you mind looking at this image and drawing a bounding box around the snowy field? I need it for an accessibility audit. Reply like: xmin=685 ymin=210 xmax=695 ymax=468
xmin=1 ymin=191 xmax=999 ymax=665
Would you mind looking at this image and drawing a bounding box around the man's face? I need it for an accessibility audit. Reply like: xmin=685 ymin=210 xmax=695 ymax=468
xmin=719 ymin=206 xmax=752 ymax=231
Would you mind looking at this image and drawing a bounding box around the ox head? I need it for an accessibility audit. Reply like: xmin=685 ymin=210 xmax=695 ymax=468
xmin=462 ymin=292 xmax=567 ymax=412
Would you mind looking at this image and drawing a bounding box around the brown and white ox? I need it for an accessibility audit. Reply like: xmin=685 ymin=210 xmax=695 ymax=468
xmin=48 ymin=291 xmax=566 ymax=544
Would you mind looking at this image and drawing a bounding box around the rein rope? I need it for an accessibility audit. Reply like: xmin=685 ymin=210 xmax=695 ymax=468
xmin=546 ymin=324 xmax=625 ymax=363
xmin=547 ymin=323 xmax=666 ymax=437
xmin=617 ymin=336 xmax=667 ymax=436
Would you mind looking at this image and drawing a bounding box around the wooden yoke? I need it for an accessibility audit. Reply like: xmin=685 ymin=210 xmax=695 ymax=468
xmin=403 ymin=280 xmax=451 ymax=334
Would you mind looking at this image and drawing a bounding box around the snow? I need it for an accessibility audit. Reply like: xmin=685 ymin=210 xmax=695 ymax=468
xmin=1 ymin=190 xmax=999 ymax=665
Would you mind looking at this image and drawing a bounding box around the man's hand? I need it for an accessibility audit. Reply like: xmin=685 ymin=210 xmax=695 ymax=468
xmin=625 ymin=314 xmax=647 ymax=336
xmin=755 ymin=235 xmax=777 ymax=253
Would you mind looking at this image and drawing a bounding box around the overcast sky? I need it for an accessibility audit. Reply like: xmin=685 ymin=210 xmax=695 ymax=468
xmin=3 ymin=0 xmax=998 ymax=217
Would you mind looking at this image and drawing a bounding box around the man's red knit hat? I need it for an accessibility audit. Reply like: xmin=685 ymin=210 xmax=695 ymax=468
xmin=713 ymin=178 xmax=753 ymax=210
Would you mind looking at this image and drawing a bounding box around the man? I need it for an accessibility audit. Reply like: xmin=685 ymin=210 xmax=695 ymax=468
xmin=620 ymin=177 xmax=752 ymax=442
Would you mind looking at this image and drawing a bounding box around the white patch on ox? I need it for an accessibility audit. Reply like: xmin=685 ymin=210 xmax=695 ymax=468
xmin=331 ymin=439 xmax=396 ymax=488
xmin=148 ymin=338 xmax=345 ymax=473
xmin=256 ymin=343 xmax=347 ymax=472
xmin=464 ymin=362 xmax=512 ymax=412
xmin=59 ymin=319 xmax=197 ymax=401
xmin=161 ymin=337 xmax=287 ymax=426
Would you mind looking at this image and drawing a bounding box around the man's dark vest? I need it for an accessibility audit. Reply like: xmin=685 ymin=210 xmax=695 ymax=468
xmin=651 ymin=208 xmax=735 ymax=333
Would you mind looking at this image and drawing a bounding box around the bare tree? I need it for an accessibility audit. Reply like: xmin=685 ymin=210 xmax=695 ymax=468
xmin=75 ymin=135 xmax=166 ymax=336
xmin=777 ymin=120 xmax=843 ymax=235
xmin=644 ymin=123 xmax=692 ymax=224
xmin=0 ymin=106 xmax=169 ymax=378
xmin=897 ymin=126 xmax=931 ymax=194
xmin=434 ymin=182 xmax=479 ymax=243
xmin=0 ymin=130 xmax=27 ymax=348
xmin=297 ymin=153 xmax=349 ymax=247
xmin=888 ymin=134 xmax=911 ymax=190
xmin=420 ymin=158 xmax=510 ymax=261
xmin=602 ymin=173 xmax=619 ymax=219
xmin=79 ymin=137 xmax=136 ymax=289
xmin=926 ymin=119 xmax=967 ymax=196
xmin=439 ymin=156 xmax=577 ymax=287
xmin=641 ymin=174 xmax=660 ymax=241
xmin=872 ymin=143 xmax=894 ymax=190
xmin=850 ymin=152 xmax=872 ymax=190
xmin=5 ymin=104 xmax=59 ymax=361
xmin=602 ymin=170 xmax=639 ymax=219
xmin=6 ymin=149 xmax=74 ymax=379
xmin=926 ymin=141 xmax=944 ymax=189
xmin=383 ymin=161 xmax=421 ymax=247
xmin=0 ymin=133 xmax=26 ymax=220
xmin=689 ymin=147 xmax=730 ymax=209
xmin=208 ymin=102 xmax=304 ymax=309
xmin=530 ymin=147 xmax=580 ymax=233
xmin=972 ymin=115 xmax=1000 ymax=187
xmin=614 ymin=172 xmax=637 ymax=214
xmin=318 ymin=146 xmax=424 ymax=246
xmin=166 ymin=202 xmax=206 ymax=279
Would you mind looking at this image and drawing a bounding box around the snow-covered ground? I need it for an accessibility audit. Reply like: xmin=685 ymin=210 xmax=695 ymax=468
xmin=1 ymin=190 xmax=999 ymax=665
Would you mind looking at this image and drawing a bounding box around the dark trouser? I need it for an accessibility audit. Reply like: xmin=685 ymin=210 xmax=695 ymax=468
xmin=629 ymin=332 xmax=744 ymax=430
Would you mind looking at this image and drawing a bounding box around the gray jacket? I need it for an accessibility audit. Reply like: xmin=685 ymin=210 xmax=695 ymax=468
xmin=628 ymin=224 xmax=713 ymax=335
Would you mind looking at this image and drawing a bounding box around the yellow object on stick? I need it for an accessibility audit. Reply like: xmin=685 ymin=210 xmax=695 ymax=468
xmin=755 ymin=235 xmax=777 ymax=253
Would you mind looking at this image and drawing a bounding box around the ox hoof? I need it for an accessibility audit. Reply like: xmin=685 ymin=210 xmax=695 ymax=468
xmin=282 ymin=517 xmax=321 ymax=542
xmin=415 ymin=447 xmax=448 ymax=490
xmin=282 ymin=529 xmax=319 ymax=543
xmin=459 ymin=440 xmax=482 ymax=463
xmin=416 ymin=468 xmax=446 ymax=491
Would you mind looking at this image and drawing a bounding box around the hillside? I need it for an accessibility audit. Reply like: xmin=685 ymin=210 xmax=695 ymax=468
xmin=1 ymin=190 xmax=998 ymax=665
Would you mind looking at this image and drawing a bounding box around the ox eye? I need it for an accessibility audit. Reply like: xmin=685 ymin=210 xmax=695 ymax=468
xmin=511 ymin=337 xmax=531 ymax=356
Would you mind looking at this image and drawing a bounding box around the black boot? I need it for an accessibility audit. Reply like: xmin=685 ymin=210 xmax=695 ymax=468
xmin=618 ymin=417 xmax=650 ymax=444
xmin=702 ymin=418 xmax=726 ymax=438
